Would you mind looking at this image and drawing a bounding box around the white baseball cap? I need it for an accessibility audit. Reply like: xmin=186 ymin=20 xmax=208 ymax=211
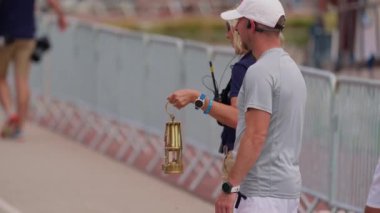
xmin=220 ymin=0 xmax=285 ymax=29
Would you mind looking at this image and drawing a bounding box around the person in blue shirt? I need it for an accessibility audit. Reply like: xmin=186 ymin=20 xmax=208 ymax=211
xmin=167 ymin=18 xmax=255 ymax=179
xmin=0 ymin=0 xmax=67 ymax=139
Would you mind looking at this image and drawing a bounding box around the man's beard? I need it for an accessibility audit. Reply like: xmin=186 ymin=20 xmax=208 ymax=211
xmin=242 ymin=42 xmax=249 ymax=51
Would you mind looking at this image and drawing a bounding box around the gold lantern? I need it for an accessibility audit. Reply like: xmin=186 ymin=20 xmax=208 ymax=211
xmin=162 ymin=102 xmax=183 ymax=174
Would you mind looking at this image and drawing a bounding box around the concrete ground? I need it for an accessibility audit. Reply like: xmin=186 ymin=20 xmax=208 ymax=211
xmin=0 ymin=123 xmax=213 ymax=213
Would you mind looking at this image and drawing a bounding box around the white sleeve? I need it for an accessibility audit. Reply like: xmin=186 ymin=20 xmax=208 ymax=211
xmin=367 ymin=158 xmax=380 ymax=208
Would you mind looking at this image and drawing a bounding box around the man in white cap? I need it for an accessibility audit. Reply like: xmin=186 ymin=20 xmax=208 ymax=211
xmin=215 ymin=0 xmax=307 ymax=212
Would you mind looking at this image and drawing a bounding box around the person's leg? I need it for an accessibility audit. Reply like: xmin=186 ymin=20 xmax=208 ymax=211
xmin=0 ymin=42 xmax=14 ymax=117
xmin=12 ymin=39 xmax=35 ymax=131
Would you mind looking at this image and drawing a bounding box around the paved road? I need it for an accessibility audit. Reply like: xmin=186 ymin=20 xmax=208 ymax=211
xmin=0 ymin=123 xmax=213 ymax=213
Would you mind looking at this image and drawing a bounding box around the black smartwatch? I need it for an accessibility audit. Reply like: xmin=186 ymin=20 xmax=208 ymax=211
xmin=222 ymin=182 xmax=240 ymax=194
xmin=194 ymin=93 xmax=206 ymax=110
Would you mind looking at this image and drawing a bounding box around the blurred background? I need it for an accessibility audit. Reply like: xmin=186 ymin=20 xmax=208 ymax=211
xmin=42 ymin=0 xmax=380 ymax=76
xmin=0 ymin=0 xmax=379 ymax=213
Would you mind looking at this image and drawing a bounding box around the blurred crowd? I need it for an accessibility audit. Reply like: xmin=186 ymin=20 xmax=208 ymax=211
xmin=308 ymin=0 xmax=380 ymax=74
xmin=45 ymin=0 xmax=380 ymax=76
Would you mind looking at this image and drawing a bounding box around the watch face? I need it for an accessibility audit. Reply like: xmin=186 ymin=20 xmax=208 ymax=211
xmin=194 ymin=99 xmax=203 ymax=108
xmin=222 ymin=182 xmax=231 ymax=193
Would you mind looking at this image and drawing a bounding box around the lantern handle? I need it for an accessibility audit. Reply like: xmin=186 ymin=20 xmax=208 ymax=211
xmin=165 ymin=102 xmax=176 ymax=121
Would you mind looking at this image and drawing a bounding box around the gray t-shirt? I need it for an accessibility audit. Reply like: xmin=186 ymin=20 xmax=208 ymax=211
xmin=235 ymin=48 xmax=307 ymax=199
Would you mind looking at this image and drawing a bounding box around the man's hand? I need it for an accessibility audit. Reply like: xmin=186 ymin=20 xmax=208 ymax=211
xmin=167 ymin=89 xmax=199 ymax=109
xmin=47 ymin=0 xmax=68 ymax=31
xmin=215 ymin=192 xmax=237 ymax=213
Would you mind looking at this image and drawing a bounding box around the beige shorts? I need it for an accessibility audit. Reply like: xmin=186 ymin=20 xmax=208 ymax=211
xmin=0 ymin=39 xmax=36 ymax=77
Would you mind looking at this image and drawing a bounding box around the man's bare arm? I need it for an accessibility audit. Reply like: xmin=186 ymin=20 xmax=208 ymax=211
xmin=228 ymin=108 xmax=270 ymax=186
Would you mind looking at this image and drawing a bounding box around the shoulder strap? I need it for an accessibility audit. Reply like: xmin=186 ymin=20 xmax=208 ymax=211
xmin=216 ymin=79 xmax=232 ymax=127
xmin=224 ymin=79 xmax=231 ymax=93
xmin=220 ymin=79 xmax=231 ymax=106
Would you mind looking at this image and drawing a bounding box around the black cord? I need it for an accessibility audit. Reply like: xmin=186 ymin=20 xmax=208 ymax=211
xmin=201 ymin=75 xmax=215 ymax=94
xmin=218 ymin=54 xmax=238 ymax=90
xmin=201 ymin=55 xmax=238 ymax=96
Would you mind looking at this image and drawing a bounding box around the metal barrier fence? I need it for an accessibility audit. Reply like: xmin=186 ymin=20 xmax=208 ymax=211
xmin=299 ymin=67 xmax=336 ymax=204
xmin=332 ymin=77 xmax=380 ymax=211
xmin=29 ymin=18 xmax=380 ymax=212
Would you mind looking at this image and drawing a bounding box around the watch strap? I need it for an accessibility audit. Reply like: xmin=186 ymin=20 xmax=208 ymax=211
xmin=231 ymin=185 xmax=240 ymax=193
xmin=199 ymin=93 xmax=206 ymax=101
xmin=195 ymin=93 xmax=206 ymax=110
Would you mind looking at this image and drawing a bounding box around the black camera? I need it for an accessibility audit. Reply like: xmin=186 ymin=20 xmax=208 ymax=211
xmin=31 ymin=36 xmax=51 ymax=62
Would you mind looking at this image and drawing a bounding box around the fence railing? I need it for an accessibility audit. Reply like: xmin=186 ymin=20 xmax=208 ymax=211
xmin=29 ymin=18 xmax=380 ymax=212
